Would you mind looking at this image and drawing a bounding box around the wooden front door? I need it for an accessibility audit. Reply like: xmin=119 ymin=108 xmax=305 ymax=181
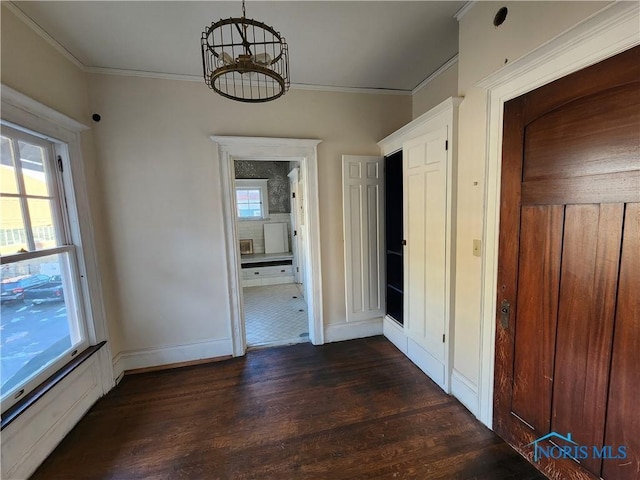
xmin=494 ymin=46 xmax=639 ymax=480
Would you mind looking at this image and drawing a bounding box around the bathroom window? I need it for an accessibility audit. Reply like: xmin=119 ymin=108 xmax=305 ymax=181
xmin=235 ymin=179 xmax=269 ymax=220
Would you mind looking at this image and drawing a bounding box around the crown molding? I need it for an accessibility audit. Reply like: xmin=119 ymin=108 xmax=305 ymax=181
xmin=454 ymin=1 xmax=477 ymax=22
xmin=6 ymin=0 xmax=425 ymax=98
xmin=3 ymin=2 xmax=85 ymax=71
xmin=412 ymin=54 xmax=459 ymax=96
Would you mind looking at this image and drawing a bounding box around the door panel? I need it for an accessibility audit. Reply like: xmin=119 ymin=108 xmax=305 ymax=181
xmin=551 ymin=204 xmax=623 ymax=476
xmin=511 ymin=205 xmax=563 ymax=434
xmin=404 ymin=128 xmax=447 ymax=359
xmin=406 ymin=171 xmax=426 ymax=339
xmin=523 ymin=83 xmax=640 ymax=181
xmin=342 ymin=155 xmax=385 ymax=322
xmin=602 ymin=203 xmax=640 ymax=480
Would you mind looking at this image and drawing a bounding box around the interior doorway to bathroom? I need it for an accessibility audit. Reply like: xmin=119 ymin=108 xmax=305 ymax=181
xmin=233 ymin=159 xmax=310 ymax=348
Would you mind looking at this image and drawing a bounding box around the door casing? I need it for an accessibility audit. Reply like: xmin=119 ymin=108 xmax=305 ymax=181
xmin=212 ymin=136 xmax=323 ymax=356
xmin=476 ymin=2 xmax=639 ymax=427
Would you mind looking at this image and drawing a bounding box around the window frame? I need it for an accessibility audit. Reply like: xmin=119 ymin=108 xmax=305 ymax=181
xmin=0 ymin=85 xmax=112 ymax=417
xmin=235 ymin=179 xmax=269 ymax=220
xmin=0 ymin=126 xmax=90 ymax=413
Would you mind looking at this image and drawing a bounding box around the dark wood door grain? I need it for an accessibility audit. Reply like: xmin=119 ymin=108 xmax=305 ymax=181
xmin=511 ymin=205 xmax=564 ymax=434
xmin=601 ymin=203 xmax=640 ymax=480
xmin=551 ymin=204 xmax=623 ymax=476
xmin=29 ymin=337 xmax=545 ymax=480
xmin=494 ymin=45 xmax=640 ymax=480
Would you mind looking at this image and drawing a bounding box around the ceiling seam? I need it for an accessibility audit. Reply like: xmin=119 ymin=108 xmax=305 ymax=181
xmin=83 ymin=68 xmax=413 ymax=96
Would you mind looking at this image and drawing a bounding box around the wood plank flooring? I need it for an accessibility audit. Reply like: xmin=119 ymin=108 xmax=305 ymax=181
xmin=30 ymin=337 xmax=545 ymax=479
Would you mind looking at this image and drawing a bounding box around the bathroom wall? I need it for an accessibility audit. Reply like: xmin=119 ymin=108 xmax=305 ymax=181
xmin=234 ymin=160 xmax=291 ymax=213
xmin=237 ymin=214 xmax=291 ymax=255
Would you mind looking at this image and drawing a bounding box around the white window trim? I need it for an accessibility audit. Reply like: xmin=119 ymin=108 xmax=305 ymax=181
xmin=0 ymin=125 xmax=90 ymax=412
xmin=1 ymin=85 xmax=113 ymax=392
xmin=234 ymin=178 xmax=269 ymax=220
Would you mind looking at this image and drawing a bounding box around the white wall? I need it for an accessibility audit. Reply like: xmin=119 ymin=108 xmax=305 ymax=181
xmin=88 ymin=73 xmax=411 ymax=362
xmin=452 ymin=0 xmax=613 ymax=409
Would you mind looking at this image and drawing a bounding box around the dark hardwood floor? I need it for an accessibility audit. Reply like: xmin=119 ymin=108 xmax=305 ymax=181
xmin=31 ymin=337 xmax=545 ymax=479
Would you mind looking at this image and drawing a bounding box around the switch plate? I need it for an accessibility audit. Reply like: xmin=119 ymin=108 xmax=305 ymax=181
xmin=473 ymin=239 xmax=482 ymax=257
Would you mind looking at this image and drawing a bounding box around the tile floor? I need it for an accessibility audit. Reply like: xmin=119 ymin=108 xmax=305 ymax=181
xmin=243 ymin=283 xmax=309 ymax=347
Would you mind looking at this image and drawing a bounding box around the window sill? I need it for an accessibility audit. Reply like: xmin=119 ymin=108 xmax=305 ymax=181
xmin=1 ymin=341 xmax=106 ymax=430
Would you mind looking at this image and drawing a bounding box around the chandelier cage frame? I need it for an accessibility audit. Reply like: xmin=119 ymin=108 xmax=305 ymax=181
xmin=201 ymin=4 xmax=290 ymax=103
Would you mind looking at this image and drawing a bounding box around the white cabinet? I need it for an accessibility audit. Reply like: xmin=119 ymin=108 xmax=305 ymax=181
xmin=378 ymin=97 xmax=460 ymax=393
xmin=240 ymin=253 xmax=295 ymax=287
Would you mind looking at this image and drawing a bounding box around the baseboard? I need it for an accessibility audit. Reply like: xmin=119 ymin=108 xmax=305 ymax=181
xmin=1 ymin=357 xmax=103 ymax=480
xmin=324 ymin=318 xmax=383 ymax=343
xmin=383 ymin=316 xmax=407 ymax=354
xmin=407 ymin=338 xmax=446 ymax=392
xmin=112 ymin=337 xmax=233 ymax=380
xmin=451 ymin=369 xmax=480 ymax=417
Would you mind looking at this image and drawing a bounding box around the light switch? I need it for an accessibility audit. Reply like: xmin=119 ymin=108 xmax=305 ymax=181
xmin=473 ymin=239 xmax=482 ymax=257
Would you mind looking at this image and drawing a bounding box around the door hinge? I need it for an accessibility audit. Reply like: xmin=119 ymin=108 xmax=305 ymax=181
xmin=401 ymin=239 xmax=407 ymax=246
xmin=442 ymin=334 xmax=446 ymax=343
xmin=296 ymin=267 xmax=299 ymax=272
xmin=294 ymin=230 xmax=297 ymax=236
xmin=292 ymin=192 xmax=296 ymax=198
xmin=445 ymin=140 xmax=449 ymax=151
xmin=57 ymin=156 xmax=64 ymax=172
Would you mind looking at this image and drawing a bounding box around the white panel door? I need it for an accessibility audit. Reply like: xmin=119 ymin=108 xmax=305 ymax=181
xmin=342 ymin=155 xmax=385 ymax=322
xmin=404 ymin=127 xmax=448 ymax=361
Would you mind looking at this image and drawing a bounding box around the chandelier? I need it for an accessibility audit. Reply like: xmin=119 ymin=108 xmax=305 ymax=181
xmin=201 ymin=1 xmax=290 ymax=103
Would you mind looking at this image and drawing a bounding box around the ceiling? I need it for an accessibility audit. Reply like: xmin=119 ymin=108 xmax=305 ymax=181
xmin=12 ymin=1 xmax=465 ymax=92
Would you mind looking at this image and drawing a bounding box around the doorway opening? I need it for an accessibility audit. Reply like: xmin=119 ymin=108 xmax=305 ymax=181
xmin=233 ymin=160 xmax=308 ymax=348
xmin=213 ymin=136 xmax=324 ymax=357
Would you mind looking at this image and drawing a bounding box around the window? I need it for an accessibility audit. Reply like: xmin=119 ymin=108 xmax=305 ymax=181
xmin=0 ymin=125 xmax=87 ymax=413
xmin=235 ymin=179 xmax=269 ymax=220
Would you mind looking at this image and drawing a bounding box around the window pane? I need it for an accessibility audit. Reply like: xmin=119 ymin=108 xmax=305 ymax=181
xmin=0 ymin=136 xmax=18 ymax=195
xmin=247 ymin=189 xmax=261 ymax=202
xmin=28 ymin=198 xmax=59 ymax=249
xmin=236 ymin=190 xmax=248 ymax=203
xmin=18 ymin=141 xmax=50 ymax=197
xmin=248 ymin=205 xmax=262 ymax=217
xmin=1 ymin=253 xmax=81 ymax=399
xmin=0 ymin=197 xmax=28 ymax=254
